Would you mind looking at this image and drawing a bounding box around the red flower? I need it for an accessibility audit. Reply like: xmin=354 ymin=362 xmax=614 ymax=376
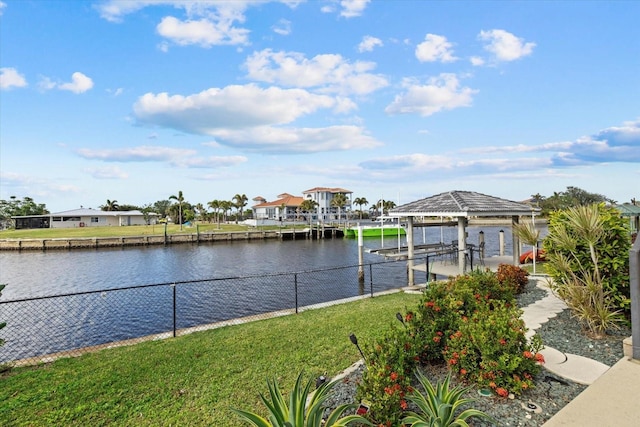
xmin=400 ymin=399 xmax=408 ymax=410
xmin=405 ymin=313 xmax=413 ymax=322
xmin=390 ymin=372 xmax=398 ymax=381
xmin=460 ymin=368 xmax=467 ymax=375
xmin=496 ymin=388 xmax=509 ymax=398
xmin=433 ymin=336 xmax=441 ymax=343
xmin=523 ymin=350 xmax=533 ymax=359
xmin=535 ymin=353 xmax=545 ymax=363
xmin=499 ymin=338 xmax=507 ymax=346
xmin=448 ymin=358 xmax=457 ymax=365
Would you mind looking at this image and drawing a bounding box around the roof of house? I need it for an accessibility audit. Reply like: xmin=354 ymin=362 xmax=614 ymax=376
xmin=615 ymin=203 xmax=640 ymax=216
xmin=388 ymin=190 xmax=539 ymax=218
xmin=302 ymin=187 xmax=352 ymax=194
xmin=253 ymin=194 xmax=304 ymax=208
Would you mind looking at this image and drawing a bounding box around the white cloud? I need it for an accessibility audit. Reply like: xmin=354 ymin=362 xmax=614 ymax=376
xmin=84 ymin=165 xmax=130 ymax=179
xmin=97 ymin=1 xmax=298 ymax=47
xmin=207 ymin=125 xmax=381 ymax=153
xmin=385 ymin=74 xmax=478 ymax=116
xmin=77 ymin=145 xmax=196 ymax=162
xmin=340 ymin=0 xmax=370 ymax=18
xmin=470 ymin=56 xmax=485 ymax=66
xmin=131 ymin=84 xmax=381 ymax=153
xmin=58 ymin=72 xmax=94 ymax=94
xmin=0 ymin=1 xmax=6 ymax=16
xmin=156 ymin=15 xmax=249 ymax=47
xmin=358 ymin=35 xmax=383 ymax=52
xmin=134 ymin=84 xmax=340 ymax=131
xmin=244 ymin=49 xmax=388 ymax=95
xmin=0 ymin=67 xmax=28 ymax=89
xmin=272 ymin=19 xmax=291 ymax=36
xmin=478 ymin=29 xmax=536 ymax=62
xmin=415 ymin=34 xmax=457 ymax=63
xmin=172 ymin=156 xmax=248 ymax=168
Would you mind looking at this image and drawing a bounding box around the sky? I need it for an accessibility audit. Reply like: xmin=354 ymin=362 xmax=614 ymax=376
xmin=1 ymin=0 xmax=639 ymax=213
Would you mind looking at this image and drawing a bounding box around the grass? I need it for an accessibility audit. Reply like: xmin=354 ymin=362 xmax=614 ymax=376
xmin=0 ymin=223 xmax=303 ymax=239
xmin=0 ymin=291 xmax=421 ymax=426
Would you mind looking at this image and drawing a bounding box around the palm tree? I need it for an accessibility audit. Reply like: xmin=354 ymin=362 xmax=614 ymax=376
xmin=102 ymin=199 xmax=119 ymax=211
xmin=353 ymin=197 xmax=368 ymax=219
xmin=330 ymin=193 xmax=349 ymax=226
xmin=233 ymin=194 xmax=248 ymax=223
xmin=208 ymin=199 xmax=221 ymax=228
xmin=220 ymin=200 xmax=233 ymax=223
xmin=299 ymin=199 xmax=318 ymax=227
xmin=169 ymin=191 xmax=185 ymax=230
xmin=383 ymin=200 xmax=396 ymax=215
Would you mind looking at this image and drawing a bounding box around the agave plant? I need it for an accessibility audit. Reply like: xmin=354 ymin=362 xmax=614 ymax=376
xmin=231 ymin=371 xmax=374 ymax=427
xmin=402 ymin=370 xmax=493 ymax=427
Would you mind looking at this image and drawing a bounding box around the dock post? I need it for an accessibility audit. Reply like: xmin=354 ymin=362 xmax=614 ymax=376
xmin=499 ymin=230 xmax=505 ymax=256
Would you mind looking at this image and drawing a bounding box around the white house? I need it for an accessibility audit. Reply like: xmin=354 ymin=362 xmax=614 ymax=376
xmin=302 ymin=187 xmax=352 ymax=222
xmin=252 ymin=193 xmax=304 ymax=221
xmin=13 ymin=208 xmax=158 ymax=229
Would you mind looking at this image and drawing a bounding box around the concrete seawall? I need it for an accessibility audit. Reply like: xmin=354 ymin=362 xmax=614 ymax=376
xmin=0 ymin=230 xmax=281 ymax=251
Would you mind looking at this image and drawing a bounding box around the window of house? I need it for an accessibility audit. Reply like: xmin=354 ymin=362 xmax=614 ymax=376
xmin=91 ymin=217 xmax=99 ymax=223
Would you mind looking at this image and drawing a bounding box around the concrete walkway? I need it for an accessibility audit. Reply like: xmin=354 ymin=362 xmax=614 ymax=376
xmin=521 ymin=277 xmax=640 ymax=426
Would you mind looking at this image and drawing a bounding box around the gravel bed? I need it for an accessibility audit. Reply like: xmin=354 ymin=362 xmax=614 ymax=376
xmin=323 ymin=278 xmax=631 ymax=426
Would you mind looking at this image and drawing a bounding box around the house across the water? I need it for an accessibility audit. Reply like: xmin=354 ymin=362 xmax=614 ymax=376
xmin=12 ymin=208 xmax=158 ymax=229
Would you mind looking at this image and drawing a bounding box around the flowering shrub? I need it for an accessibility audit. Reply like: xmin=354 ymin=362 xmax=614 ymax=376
xmin=357 ymin=268 xmax=546 ymax=422
xmin=442 ymin=300 xmax=543 ymax=395
xmin=496 ymin=264 xmax=530 ymax=294
xmin=357 ymin=324 xmax=418 ymax=425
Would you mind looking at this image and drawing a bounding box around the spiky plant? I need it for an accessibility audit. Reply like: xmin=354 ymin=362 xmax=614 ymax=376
xmin=231 ymin=371 xmax=373 ymax=427
xmin=402 ymin=370 xmax=493 ymax=427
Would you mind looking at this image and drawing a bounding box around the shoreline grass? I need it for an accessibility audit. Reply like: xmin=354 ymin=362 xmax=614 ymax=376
xmin=0 ymin=223 xmax=300 ymax=240
xmin=0 ymin=291 xmax=421 ymax=426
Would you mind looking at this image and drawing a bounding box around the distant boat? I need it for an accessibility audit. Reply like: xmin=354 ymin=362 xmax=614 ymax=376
xmin=345 ymin=223 xmax=406 ymax=238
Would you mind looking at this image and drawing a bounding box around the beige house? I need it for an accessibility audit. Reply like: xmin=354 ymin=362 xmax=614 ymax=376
xmin=13 ymin=208 xmax=158 ymax=229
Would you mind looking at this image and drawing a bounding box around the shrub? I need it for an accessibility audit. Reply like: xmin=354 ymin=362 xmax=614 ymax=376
xmin=442 ymin=300 xmax=543 ymax=396
xmin=231 ymin=371 xmax=373 ymax=427
xmin=496 ymin=264 xmax=529 ymax=294
xmin=357 ymin=324 xmax=417 ymax=426
xmin=543 ymin=203 xmax=630 ymax=336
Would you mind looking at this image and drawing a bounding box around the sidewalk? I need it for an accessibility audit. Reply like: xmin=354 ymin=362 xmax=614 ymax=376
xmin=520 ymin=278 xmax=640 ymax=426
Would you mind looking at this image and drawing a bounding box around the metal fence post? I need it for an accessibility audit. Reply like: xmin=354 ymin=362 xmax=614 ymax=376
xmin=369 ymin=264 xmax=373 ymax=297
xmin=294 ymin=273 xmax=298 ymax=314
xmin=172 ymin=283 xmax=177 ymax=338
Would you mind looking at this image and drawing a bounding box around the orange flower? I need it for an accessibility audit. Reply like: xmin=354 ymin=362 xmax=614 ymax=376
xmin=433 ymin=336 xmax=441 ymax=343
xmin=460 ymin=368 xmax=467 ymax=375
xmin=390 ymin=372 xmax=398 ymax=381
xmin=496 ymin=387 xmax=509 ymax=398
xmin=523 ymin=350 xmax=533 ymax=359
xmin=499 ymin=338 xmax=507 ymax=346
xmin=489 ymin=381 xmax=497 ymax=389
xmin=405 ymin=313 xmax=413 ymax=322
xmin=535 ymin=353 xmax=545 ymax=363
xmin=400 ymin=399 xmax=408 ymax=410
xmin=448 ymin=358 xmax=457 ymax=365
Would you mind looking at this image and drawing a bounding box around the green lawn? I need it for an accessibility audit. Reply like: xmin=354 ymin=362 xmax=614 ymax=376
xmin=0 ymin=223 xmax=294 ymax=239
xmin=0 ymin=292 xmax=421 ymax=426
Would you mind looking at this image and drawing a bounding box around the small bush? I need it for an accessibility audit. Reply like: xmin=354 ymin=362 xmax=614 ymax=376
xmin=442 ymin=300 xmax=543 ymax=395
xmin=496 ymin=264 xmax=529 ymax=294
xmin=358 ymin=325 xmax=417 ymax=426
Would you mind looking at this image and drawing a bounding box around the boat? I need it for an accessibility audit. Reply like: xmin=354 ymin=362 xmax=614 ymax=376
xmin=345 ymin=221 xmax=406 ymax=238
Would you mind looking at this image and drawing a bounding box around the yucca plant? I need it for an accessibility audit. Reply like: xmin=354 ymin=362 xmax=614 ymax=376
xmin=402 ymin=370 xmax=493 ymax=427
xmin=231 ymin=371 xmax=374 ymax=427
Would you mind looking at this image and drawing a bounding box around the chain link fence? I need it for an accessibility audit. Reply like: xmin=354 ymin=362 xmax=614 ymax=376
xmin=0 ymin=257 xmax=429 ymax=367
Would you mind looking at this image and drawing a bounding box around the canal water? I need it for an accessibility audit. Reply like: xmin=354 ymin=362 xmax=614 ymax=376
xmin=0 ymin=225 xmax=526 ymax=363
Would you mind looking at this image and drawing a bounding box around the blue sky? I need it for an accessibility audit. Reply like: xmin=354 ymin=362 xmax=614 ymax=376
xmin=1 ymin=0 xmax=638 ymax=213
